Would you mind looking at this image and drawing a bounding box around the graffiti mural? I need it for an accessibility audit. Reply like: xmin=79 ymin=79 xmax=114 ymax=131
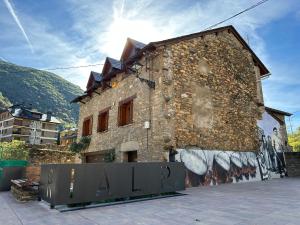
xmin=174 ymin=148 xmax=260 ymax=187
xmin=173 ymin=111 xmax=288 ymax=187
xmin=257 ymin=111 xmax=287 ymax=179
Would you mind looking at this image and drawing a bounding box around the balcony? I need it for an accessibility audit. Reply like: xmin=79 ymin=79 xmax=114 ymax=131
xmin=12 ymin=129 xmax=30 ymax=136
xmin=14 ymin=120 xmax=23 ymax=126
xmin=12 ymin=130 xmax=21 ymax=135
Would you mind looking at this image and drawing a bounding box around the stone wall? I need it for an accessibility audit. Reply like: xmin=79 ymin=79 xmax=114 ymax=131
xmin=24 ymin=145 xmax=78 ymax=182
xmin=78 ymin=74 xmax=157 ymax=162
xmin=285 ymin=152 xmax=300 ymax=177
xmin=77 ymin=29 xmax=265 ymax=162
xmin=25 ymin=166 xmax=41 ymax=182
xmin=26 ymin=144 xmax=78 ymax=166
xmin=164 ymin=30 xmax=261 ymax=151
xmin=78 ymin=49 xmax=177 ymax=162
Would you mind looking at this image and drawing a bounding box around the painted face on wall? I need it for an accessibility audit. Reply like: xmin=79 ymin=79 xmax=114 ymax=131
xmin=273 ymin=127 xmax=278 ymax=136
xmin=257 ymin=111 xmax=287 ymax=178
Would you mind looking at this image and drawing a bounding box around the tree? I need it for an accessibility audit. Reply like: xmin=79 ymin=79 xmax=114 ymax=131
xmin=0 ymin=140 xmax=28 ymax=160
xmin=288 ymin=127 xmax=300 ymax=152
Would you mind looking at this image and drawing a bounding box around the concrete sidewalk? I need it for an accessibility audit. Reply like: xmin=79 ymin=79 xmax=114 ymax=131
xmin=1 ymin=178 xmax=300 ymax=225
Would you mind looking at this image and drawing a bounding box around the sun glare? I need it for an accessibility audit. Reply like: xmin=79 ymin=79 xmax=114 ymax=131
xmin=99 ymin=17 xmax=171 ymax=59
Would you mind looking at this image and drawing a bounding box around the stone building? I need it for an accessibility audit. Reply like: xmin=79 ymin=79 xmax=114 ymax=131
xmin=0 ymin=104 xmax=60 ymax=144
xmin=73 ymin=25 xmax=291 ymax=184
xmin=59 ymin=128 xmax=78 ymax=146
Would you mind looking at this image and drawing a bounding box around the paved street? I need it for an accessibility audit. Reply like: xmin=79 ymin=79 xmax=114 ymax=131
xmin=1 ymin=178 xmax=300 ymax=225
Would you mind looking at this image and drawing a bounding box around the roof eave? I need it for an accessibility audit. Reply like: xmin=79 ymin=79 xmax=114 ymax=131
xmin=265 ymin=106 xmax=292 ymax=117
xmin=71 ymin=94 xmax=88 ymax=104
xmin=139 ymin=25 xmax=270 ymax=76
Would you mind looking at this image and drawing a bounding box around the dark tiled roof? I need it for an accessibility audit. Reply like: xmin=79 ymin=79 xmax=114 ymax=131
xmin=90 ymin=71 xmax=103 ymax=82
xmin=128 ymin=38 xmax=146 ymax=49
xmin=142 ymin=25 xmax=269 ymax=76
xmin=265 ymin=107 xmax=292 ymax=116
xmin=0 ymin=108 xmax=7 ymax=113
xmin=7 ymin=106 xmax=60 ymax=123
xmin=107 ymin=57 xmax=122 ymax=70
xmin=71 ymin=94 xmax=88 ymax=103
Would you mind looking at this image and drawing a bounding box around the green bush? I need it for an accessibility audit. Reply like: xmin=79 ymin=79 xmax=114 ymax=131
xmin=0 ymin=140 xmax=28 ymax=160
xmin=69 ymin=136 xmax=91 ymax=153
xmin=104 ymin=151 xmax=115 ymax=162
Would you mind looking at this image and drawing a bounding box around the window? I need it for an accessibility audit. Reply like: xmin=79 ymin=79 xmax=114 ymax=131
xmin=118 ymin=95 xmax=136 ymax=126
xmin=82 ymin=116 xmax=93 ymax=137
xmin=13 ymin=128 xmax=21 ymax=134
xmin=97 ymin=110 xmax=109 ymax=132
xmin=42 ymin=123 xmax=46 ymax=129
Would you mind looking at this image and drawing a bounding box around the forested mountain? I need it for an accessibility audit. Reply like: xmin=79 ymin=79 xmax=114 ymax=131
xmin=0 ymin=91 xmax=11 ymax=109
xmin=0 ymin=60 xmax=83 ymax=126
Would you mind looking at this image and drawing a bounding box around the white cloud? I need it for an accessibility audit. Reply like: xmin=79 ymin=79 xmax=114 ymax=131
xmin=3 ymin=0 xmax=34 ymax=53
xmin=1 ymin=0 xmax=299 ymax=92
xmin=1 ymin=0 xmax=300 ymax=128
xmin=67 ymin=0 xmax=297 ymax=66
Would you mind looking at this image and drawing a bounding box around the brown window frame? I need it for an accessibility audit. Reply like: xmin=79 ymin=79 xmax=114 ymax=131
xmin=97 ymin=107 xmax=110 ymax=133
xmin=118 ymin=94 xmax=136 ymax=127
xmin=82 ymin=115 xmax=93 ymax=137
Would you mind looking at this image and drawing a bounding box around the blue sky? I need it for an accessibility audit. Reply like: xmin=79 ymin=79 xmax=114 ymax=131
xmin=0 ymin=0 xmax=300 ymax=131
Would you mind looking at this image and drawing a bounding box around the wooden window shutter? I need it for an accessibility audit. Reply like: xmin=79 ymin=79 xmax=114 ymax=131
xmin=82 ymin=120 xmax=85 ymax=136
xmin=118 ymin=94 xmax=136 ymax=126
xmin=89 ymin=116 xmax=93 ymax=135
xmin=82 ymin=118 xmax=92 ymax=137
xmin=98 ymin=111 xmax=109 ymax=132
xmin=129 ymin=100 xmax=133 ymax=123
xmin=105 ymin=112 xmax=109 ymax=130
xmin=97 ymin=114 xmax=101 ymax=132
xmin=118 ymin=104 xmax=122 ymax=126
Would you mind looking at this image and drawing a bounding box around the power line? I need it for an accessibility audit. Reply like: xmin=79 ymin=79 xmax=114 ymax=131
xmin=44 ymin=0 xmax=270 ymax=71
xmin=2 ymin=0 xmax=271 ymax=73
xmin=42 ymin=63 xmax=104 ymax=71
xmin=0 ymin=63 xmax=104 ymax=74
xmin=204 ymin=0 xmax=270 ymax=30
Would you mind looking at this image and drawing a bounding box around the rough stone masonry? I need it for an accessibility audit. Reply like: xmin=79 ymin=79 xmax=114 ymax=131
xmin=169 ymin=31 xmax=262 ymax=151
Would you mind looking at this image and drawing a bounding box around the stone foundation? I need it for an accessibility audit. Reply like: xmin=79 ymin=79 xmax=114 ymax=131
xmin=28 ymin=147 xmax=79 ymax=166
xmin=25 ymin=145 xmax=79 ymax=182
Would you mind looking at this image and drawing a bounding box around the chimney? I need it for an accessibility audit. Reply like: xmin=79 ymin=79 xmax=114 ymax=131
xmin=46 ymin=111 xmax=52 ymax=121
